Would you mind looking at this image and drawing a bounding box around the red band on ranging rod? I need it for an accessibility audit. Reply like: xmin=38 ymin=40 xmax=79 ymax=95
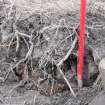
xmin=78 ymin=0 xmax=86 ymax=80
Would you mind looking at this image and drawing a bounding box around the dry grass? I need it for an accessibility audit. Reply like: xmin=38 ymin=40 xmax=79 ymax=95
xmin=0 ymin=0 xmax=104 ymax=104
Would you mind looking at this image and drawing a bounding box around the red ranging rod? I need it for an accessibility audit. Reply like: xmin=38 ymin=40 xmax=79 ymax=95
xmin=77 ymin=0 xmax=86 ymax=88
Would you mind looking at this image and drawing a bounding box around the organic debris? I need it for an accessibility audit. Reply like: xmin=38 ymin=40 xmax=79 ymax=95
xmin=0 ymin=0 xmax=104 ymax=105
